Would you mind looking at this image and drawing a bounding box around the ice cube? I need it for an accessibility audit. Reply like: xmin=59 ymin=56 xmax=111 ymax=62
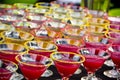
xmin=0 ymin=60 xmax=3 ymax=68
xmin=28 ymin=41 xmax=40 ymax=49
xmin=100 ymin=38 xmax=108 ymax=44
xmin=6 ymin=64 xmax=17 ymax=72
xmin=80 ymin=49 xmax=90 ymax=55
xmin=53 ymin=53 xmax=62 ymax=59
xmin=5 ymin=31 xmax=20 ymax=39
xmin=10 ymin=72 xmax=24 ymax=80
xmin=36 ymin=30 xmax=48 ymax=36
xmin=56 ymin=39 xmax=68 ymax=44
xmin=73 ymin=55 xmax=80 ymax=61
xmin=21 ymin=54 xmax=35 ymax=62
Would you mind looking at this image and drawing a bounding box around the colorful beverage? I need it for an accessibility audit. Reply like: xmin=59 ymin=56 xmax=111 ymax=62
xmin=0 ymin=59 xmax=18 ymax=80
xmin=50 ymin=52 xmax=85 ymax=80
xmin=108 ymin=45 xmax=120 ymax=70
xmin=16 ymin=54 xmax=52 ymax=80
xmin=55 ymin=60 xmax=80 ymax=78
xmin=83 ymin=55 xmax=105 ymax=73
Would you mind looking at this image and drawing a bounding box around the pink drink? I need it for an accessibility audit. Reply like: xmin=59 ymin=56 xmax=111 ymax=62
xmin=0 ymin=59 xmax=17 ymax=80
xmin=57 ymin=44 xmax=79 ymax=53
xmin=83 ymin=55 xmax=105 ymax=73
xmin=108 ymin=45 xmax=120 ymax=70
xmin=51 ymin=52 xmax=85 ymax=80
xmin=29 ymin=50 xmax=51 ymax=58
xmin=19 ymin=62 xmax=46 ymax=80
xmin=0 ymin=50 xmax=25 ymax=63
xmin=0 ymin=68 xmax=12 ymax=80
xmin=55 ymin=60 xmax=80 ymax=77
xmin=16 ymin=54 xmax=52 ymax=80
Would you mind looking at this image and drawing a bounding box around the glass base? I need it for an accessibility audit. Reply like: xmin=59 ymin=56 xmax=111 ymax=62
xmin=81 ymin=76 xmax=102 ymax=80
xmin=103 ymin=70 xmax=119 ymax=78
xmin=104 ymin=60 xmax=114 ymax=67
xmin=74 ymin=69 xmax=82 ymax=74
xmin=41 ymin=70 xmax=53 ymax=77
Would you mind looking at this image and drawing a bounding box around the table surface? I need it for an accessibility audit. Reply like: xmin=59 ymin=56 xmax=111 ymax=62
xmin=18 ymin=64 xmax=117 ymax=80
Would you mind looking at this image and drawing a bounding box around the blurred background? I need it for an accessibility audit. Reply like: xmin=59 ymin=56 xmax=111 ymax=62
xmin=0 ymin=0 xmax=120 ymax=16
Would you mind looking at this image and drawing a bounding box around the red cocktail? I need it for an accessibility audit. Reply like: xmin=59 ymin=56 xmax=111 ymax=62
xmin=0 ymin=59 xmax=18 ymax=80
xmin=54 ymin=38 xmax=84 ymax=53
xmin=50 ymin=52 xmax=85 ymax=80
xmin=107 ymin=45 xmax=120 ymax=79
xmin=84 ymin=33 xmax=112 ymax=50
xmin=78 ymin=48 xmax=109 ymax=80
xmin=0 ymin=43 xmax=28 ymax=63
xmin=15 ymin=53 xmax=52 ymax=80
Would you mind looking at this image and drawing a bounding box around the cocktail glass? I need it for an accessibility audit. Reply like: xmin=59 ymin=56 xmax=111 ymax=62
xmin=105 ymin=31 xmax=120 ymax=45
xmin=24 ymin=40 xmax=57 ymax=77
xmin=15 ymin=53 xmax=52 ymax=80
xmin=108 ymin=17 xmax=120 ymax=25
xmin=62 ymin=26 xmax=87 ymax=40
xmin=54 ymin=38 xmax=84 ymax=53
xmin=44 ymin=20 xmax=68 ymax=38
xmin=109 ymin=23 xmax=120 ymax=32
xmin=104 ymin=45 xmax=120 ymax=79
xmin=50 ymin=51 xmax=85 ymax=80
xmin=77 ymin=47 xmax=110 ymax=80
xmin=0 ymin=59 xmax=18 ymax=80
xmin=1 ymin=30 xmax=34 ymax=45
xmin=0 ymin=43 xmax=28 ymax=63
xmin=30 ymin=28 xmax=53 ymax=42
xmin=13 ymin=21 xmax=41 ymax=32
xmin=83 ymin=33 xmax=112 ymax=50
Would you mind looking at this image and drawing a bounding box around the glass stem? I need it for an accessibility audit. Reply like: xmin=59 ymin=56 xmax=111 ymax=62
xmin=87 ymin=72 xmax=94 ymax=80
xmin=62 ymin=77 xmax=69 ymax=80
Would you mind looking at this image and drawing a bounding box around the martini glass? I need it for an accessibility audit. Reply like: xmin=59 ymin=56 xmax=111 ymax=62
xmin=54 ymin=38 xmax=84 ymax=53
xmin=0 ymin=59 xmax=18 ymax=80
xmin=77 ymin=47 xmax=110 ymax=80
xmin=83 ymin=33 xmax=112 ymax=50
xmin=104 ymin=45 xmax=120 ymax=79
xmin=24 ymin=40 xmax=57 ymax=77
xmin=110 ymin=45 xmax=120 ymax=80
xmin=1 ymin=30 xmax=34 ymax=45
xmin=0 ymin=43 xmax=28 ymax=63
xmin=15 ymin=53 xmax=52 ymax=80
xmin=50 ymin=51 xmax=85 ymax=80
xmin=105 ymin=31 xmax=120 ymax=45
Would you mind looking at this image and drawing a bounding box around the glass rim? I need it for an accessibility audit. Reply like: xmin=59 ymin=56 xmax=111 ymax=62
xmin=15 ymin=54 xmax=52 ymax=67
xmin=50 ymin=51 xmax=85 ymax=64
xmin=0 ymin=59 xmax=18 ymax=74
xmin=24 ymin=41 xmax=58 ymax=52
xmin=1 ymin=30 xmax=34 ymax=41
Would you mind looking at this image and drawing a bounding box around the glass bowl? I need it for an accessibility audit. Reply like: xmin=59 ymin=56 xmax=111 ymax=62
xmin=0 ymin=14 xmax=24 ymax=24
xmin=44 ymin=19 xmax=69 ymax=32
xmin=54 ymin=38 xmax=84 ymax=53
xmin=13 ymin=21 xmax=41 ymax=32
xmin=83 ymin=33 xmax=112 ymax=50
xmin=1 ymin=30 xmax=34 ymax=44
xmin=87 ymin=18 xmax=110 ymax=26
xmin=108 ymin=23 xmax=120 ymax=32
xmin=0 ymin=59 xmax=18 ymax=80
xmin=0 ymin=43 xmax=28 ymax=63
xmin=30 ymin=28 xmax=53 ymax=42
xmin=105 ymin=31 xmax=120 ymax=45
xmin=2 ymin=8 xmax=26 ymax=16
xmin=24 ymin=41 xmax=58 ymax=57
xmin=26 ymin=13 xmax=50 ymax=23
xmin=62 ymin=27 xmax=87 ymax=40
xmin=62 ymin=18 xmax=87 ymax=27
xmin=108 ymin=16 xmax=120 ymax=24
xmin=0 ymin=23 xmax=11 ymax=32
xmin=15 ymin=53 xmax=52 ymax=80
